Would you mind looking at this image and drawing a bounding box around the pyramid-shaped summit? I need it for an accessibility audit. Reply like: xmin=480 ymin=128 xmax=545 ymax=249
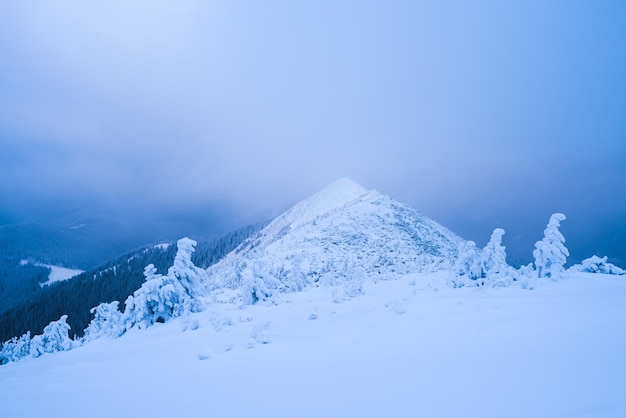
xmin=256 ymin=177 xmax=369 ymax=241
xmin=207 ymin=178 xmax=462 ymax=301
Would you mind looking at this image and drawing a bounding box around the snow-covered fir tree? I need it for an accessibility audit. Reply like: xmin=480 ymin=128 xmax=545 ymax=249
xmin=123 ymin=238 xmax=208 ymax=330
xmin=480 ymin=228 xmax=517 ymax=285
xmin=452 ymin=240 xmax=482 ymax=286
xmin=451 ymin=228 xmax=517 ymax=287
xmin=167 ymin=237 xmax=209 ymax=300
xmin=123 ymin=266 xmax=187 ymax=329
xmin=29 ymin=315 xmax=73 ymax=358
xmin=480 ymin=229 xmax=507 ymax=275
xmin=533 ymin=213 xmax=569 ymax=280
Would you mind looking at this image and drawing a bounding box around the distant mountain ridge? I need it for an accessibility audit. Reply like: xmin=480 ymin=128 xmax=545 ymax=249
xmin=0 ymin=207 xmax=240 ymax=270
xmin=208 ymin=178 xmax=462 ymax=296
xmin=1 ymin=214 xmax=169 ymax=270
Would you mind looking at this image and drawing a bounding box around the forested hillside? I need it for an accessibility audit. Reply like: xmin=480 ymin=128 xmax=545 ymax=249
xmin=0 ymin=222 xmax=265 ymax=342
xmin=0 ymin=253 xmax=51 ymax=313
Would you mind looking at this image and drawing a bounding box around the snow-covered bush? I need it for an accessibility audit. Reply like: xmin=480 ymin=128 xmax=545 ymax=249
xmin=533 ymin=213 xmax=569 ymax=280
xmin=0 ymin=332 xmax=31 ymax=365
xmin=453 ymin=240 xmax=482 ymax=282
xmin=343 ymin=275 xmax=365 ymax=297
xmin=83 ymin=301 xmax=124 ymax=341
xmin=568 ymin=255 xmax=625 ymax=275
xmin=241 ymin=261 xmax=281 ymax=305
xmin=273 ymin=257 xmax=309 ymax=292
xmin=248 ymin=321 xmax=271 ymax=347
xmin=323 ymin=256 xmax=365 ymax=296
xmin=518 ymin=263 xmax=537 ymax=289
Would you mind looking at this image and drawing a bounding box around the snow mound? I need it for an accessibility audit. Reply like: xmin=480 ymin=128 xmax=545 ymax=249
xmin=207 ymin=178 xmax=462 ymax=299
xmin=568 ymin=255 xmax=625 ymax=275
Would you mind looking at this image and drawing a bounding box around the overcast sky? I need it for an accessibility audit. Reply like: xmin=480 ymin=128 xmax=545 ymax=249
xmin=1 ymin=1 xmax=625 ymax=262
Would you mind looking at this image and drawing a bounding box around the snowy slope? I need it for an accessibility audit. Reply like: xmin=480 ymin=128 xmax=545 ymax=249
xmin=208 ymin=178 xmax=462 ymax=293
xmin=1 ymin=272 xmax=625 ymax=418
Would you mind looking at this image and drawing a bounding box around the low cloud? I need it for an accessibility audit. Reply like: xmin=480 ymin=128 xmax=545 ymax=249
xmin=1 ymin=2 xmax=624 ymax=263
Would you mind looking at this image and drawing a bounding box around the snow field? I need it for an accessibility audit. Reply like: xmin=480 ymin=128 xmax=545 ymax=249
xmin=41 ymin=265 xmax=84 ymax=286
xmin=1 ymin=272 xmax=625 ymax=418
xmin=19 ymin=260 xmax=84 ymax=287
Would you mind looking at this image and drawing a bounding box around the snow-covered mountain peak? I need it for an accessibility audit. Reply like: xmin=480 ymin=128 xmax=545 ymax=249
xmin=208 ymin=179 xmax=462 ymax=297
xmin=271 ymin=177 xmax=368 ymax=231
xmin=315 ymin=176 xmax=367 ymax=200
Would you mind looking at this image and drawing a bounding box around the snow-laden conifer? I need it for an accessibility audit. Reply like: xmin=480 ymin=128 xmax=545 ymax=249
xmin=123 ymin=238 xmax=208 ymax=330
xmin=167 ymin=237 xmax=209 ymax=300
xmin=451 ymin=240 xmax=482 ymax=286
xmin=452 ymin=229 xmax=517 ymax=287
xmin=480 ymin=228 xmax=517 ymax=286
xmin=480 ymin=229 xmax=507 ymax=275
xmin=30 ymin=315 xmax=73 ymax=358
xmin=123 ymin=264 xmax=188 ymax=329
xmin=533 ymin=213 xmax=569 ymax=280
